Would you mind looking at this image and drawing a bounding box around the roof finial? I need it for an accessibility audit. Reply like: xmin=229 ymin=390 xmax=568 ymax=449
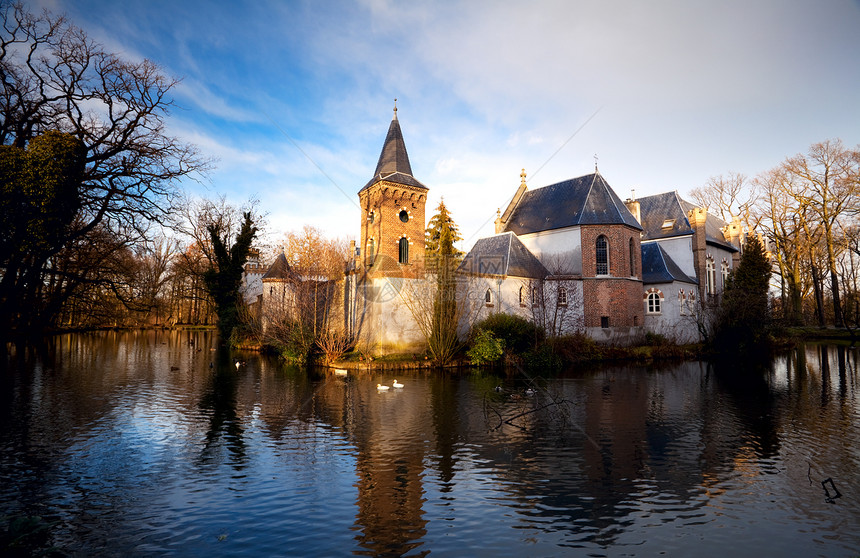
xmin=520 ymin=168 xmax=527 ymax=185
xmin=393 ymin=98 xmax=397 ymax=119
xmin=594 ymin=153 xmax=599 ymax=172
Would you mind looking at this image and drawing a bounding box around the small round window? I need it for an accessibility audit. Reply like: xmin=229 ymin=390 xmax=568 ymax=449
xmin=399 ymin=210 xmax=409 ymax=223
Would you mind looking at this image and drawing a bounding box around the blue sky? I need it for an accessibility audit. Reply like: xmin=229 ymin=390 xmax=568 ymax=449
xmin=41 ymin=0 xmax=860 ymax=252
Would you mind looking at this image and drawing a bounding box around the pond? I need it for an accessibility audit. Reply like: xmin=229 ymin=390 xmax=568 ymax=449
xmin=1 ymin=331 xmax=858 ymax=557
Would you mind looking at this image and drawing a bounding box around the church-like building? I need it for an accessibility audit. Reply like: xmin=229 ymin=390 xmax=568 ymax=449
xmin=256 ymin=107 xmax=744 ymax=353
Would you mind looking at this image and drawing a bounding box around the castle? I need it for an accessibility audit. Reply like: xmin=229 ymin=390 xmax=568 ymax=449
xmin=254 ymin=107 xmax=744 ymax=353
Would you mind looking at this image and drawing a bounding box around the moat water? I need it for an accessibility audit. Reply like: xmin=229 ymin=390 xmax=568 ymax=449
xmin=1 ymin=331 xmax=858 ymax=556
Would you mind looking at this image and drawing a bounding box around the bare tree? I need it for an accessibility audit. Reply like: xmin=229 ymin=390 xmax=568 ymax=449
xmin=0 ymin=3 xmax=207 ymax=338
xmin=689 ymin=172 xmax=758 ymax=228
xmin=782 ymin=139 xmax=859 ymax=327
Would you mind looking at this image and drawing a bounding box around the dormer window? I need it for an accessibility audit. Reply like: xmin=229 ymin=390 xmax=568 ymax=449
xmin=661 ymin=219 xmax=675 ymax=229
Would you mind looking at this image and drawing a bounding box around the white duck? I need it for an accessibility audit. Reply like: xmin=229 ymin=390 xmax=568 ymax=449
xmin=376 ymin=383 xmax=390 ymax=391
xmin=392 ymin=379 xmax=404 ymax=389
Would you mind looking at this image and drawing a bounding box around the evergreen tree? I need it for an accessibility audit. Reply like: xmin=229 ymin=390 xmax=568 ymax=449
xmin=425 ymin=199 xmax=464 ymax=273
xmin=203 ymin=212 xmax=258 ymax=343
xmin=424 ymin=200 xmax=463 ymax=364
xmin=713 ymin=235 xmax=772 ymax=355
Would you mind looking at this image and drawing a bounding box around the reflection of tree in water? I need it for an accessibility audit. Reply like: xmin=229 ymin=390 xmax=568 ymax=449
xmin=711 ymin=357 xmax=781 ymax=459
xmin=197 ymin=351 xmax=246 ymax=469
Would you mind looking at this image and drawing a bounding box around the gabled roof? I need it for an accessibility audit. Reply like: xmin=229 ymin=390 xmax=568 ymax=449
xmin=458 ymin=232 xmax=549 ymax=279
xmin=637 ymin=191 xmax=737 ymax=252
xmin=360 ymin=110 xmax=427 ymax=193
xmin=504 ymin=173 xmax=642 ymax=235
xmin=641 ymin=242 xmax=698 ymax=285
xmin=262 ymin=252 xmax=294 ymax=281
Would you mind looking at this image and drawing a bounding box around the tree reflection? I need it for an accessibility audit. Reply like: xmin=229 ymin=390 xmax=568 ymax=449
xmin=197 ymin=349 xmax=246 ymax=469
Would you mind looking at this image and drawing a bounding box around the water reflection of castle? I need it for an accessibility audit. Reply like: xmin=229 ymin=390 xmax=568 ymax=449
xmin=237 ymin=356 xmax=815 ymax=553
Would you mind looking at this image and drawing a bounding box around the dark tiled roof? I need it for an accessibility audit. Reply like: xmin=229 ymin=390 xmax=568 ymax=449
xmin=641 ymin=243 xmax=697 ymax=285
xmin=262 ymin=253 xmax=294 ymax=280
xmin=637 ymin=191 xmax=692 ymax=240
xmin=504 ymin=173 xmax=642 ymax=235
xmin=458 ymin=232 xmax=549 ymax=279
xmin=360 ymin=114 xmax=427 ymax=193
xmin=637 ymin=191 xmax=737 ymax=252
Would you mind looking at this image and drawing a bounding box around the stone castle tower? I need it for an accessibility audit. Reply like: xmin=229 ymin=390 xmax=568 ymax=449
xmin=357 ymin=104 xmax=427 ymax=279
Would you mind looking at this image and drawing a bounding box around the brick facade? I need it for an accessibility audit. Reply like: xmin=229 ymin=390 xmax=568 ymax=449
xmin=359 ymin=180 xmax=426 ymax=279
xmin=579 ymin=224 xmax=643 ymax=327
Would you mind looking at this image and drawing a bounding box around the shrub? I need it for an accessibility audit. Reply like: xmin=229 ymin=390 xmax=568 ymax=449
xmin=466 ymin=329 xmax=505 ymax=365
xmin=472 ymin=313 xmax=543 ymax=355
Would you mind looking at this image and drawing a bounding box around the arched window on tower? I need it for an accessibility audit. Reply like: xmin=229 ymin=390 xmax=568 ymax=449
xmin=367 ymin=237 xmax=375 ymax=263
xmin=596 ymin=235 xmax=609 ymax=275
xmin=629 ymin=238 xmax=636 ymax=276
xmin=399 ymin=237 xmax=409 ymax=264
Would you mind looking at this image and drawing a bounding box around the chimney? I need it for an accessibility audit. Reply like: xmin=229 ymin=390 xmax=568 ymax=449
xmin=624 ymin=189 xmax=641 ymax=223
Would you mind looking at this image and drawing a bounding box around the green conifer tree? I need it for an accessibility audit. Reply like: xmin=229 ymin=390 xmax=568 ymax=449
xmin=713 ymin=235 xmax=772 ymax=355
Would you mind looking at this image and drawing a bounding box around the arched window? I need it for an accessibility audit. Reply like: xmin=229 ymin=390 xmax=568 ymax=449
xmin=629 ymin=238 xmax=636 ymax=276
xmin=399 ymin=237 xmax=409 ymax=264
xmin=596 ymin=235 xmax=609 ymax=275
xmin=721 ymin=260 xmax=730 ymax=289
xmin=532 ymin=286 xmax=540 ymax=307
xmin=518 ymin=286 xmax=526 ymax=307
xmin=679 ymin=289 xmax=686 ymax=316
xmin=558 ymin=286 xmax=568 ymax=306
xmin=706 ymin=257 xmax=716 ymax=295
xmin=367 ymin=237 xmax=375 ymax=262
xmin=485 ymin=288 xmax=493 ymax=306
xmin=646 ymin=291 xmax=662 ymax=314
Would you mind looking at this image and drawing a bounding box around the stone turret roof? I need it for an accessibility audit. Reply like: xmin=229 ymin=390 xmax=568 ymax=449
xmin=262 ymin=252 xmax=295 ymax=281
xmin=503 ymin=173 xmax=642 ymax=235
xmin=458 ymin=232 xmax=549 ymax=279
xmin=360 ymin=109 xmax=427 ymax=193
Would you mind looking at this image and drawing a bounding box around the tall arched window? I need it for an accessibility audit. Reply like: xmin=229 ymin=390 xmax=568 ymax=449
xmin=367 ymin=237 xmax=375 ymax=263
xmin=628 ymin=238 xmax=636 ymax=276
xmin=706 ymin=257 xmax=716 ymax=295
xmin=518 ymin=286 xmax=525 ymax=307
xmin=721 ymin=260 xmax=730 ymax=289
xmin=399 ymin=237 xmax=409 ymax=264
xmin=596 ymin=235 xmax=609 ymax=275
xmin=485 ymin=288 xmax=493 ymax=306
xmin=558 ymin=286 xmax=568 ymax=306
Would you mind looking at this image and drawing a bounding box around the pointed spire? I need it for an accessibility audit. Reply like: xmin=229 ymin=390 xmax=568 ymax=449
xmin=371 ymin=104 xmax=414 ymax=178
xmin=359 ymin=103 xmax=427 ymax=192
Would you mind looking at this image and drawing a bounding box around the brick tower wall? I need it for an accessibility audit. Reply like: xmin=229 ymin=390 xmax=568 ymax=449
xmin=579 ymin=224 xmax=643 ymax=328
xmin=359 ymin=180 xmax=426 ymax=278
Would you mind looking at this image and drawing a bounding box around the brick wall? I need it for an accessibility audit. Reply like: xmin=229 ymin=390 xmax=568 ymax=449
xmin=579 ymin=224 xmax=643 ymax=327
xmin=359 ymin=180 xmax=426 ymax=278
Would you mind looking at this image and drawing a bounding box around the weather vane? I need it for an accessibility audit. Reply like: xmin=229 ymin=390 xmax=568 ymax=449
xmin=594 ymin=153 xmax=598 ymax=171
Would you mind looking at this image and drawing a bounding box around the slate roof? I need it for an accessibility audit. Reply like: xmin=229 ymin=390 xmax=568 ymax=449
xmin=637 ymin=191 xmax=737 ymax=252
xmin=360 ymin=112 xmax=427 ymax=193
xmin=504 ymin=173 xmax=642 ymax=235
xmin=262 ymin=252 xmax=294 ymax=281
xmin=458 ymin=232 xmax=549 ymax=279
xmin=641 ymin=242 xmax=698 ymax=285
